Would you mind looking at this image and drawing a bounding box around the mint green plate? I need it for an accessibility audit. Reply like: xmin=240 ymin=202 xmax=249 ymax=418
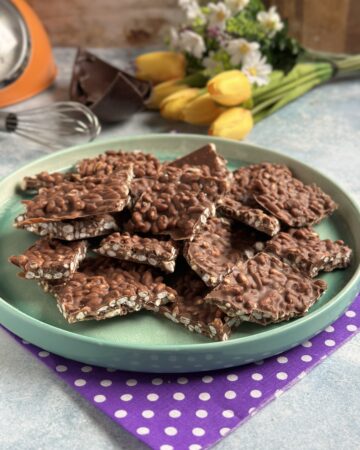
xmin=1 ymin=134 xmax=359 ymax=373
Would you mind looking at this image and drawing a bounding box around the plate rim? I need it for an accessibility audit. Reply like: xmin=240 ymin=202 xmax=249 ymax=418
xmin=1 ymin=133 xmax=360 ymax=352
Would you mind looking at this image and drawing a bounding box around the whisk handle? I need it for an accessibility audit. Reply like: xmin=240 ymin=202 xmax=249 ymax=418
xmin=0 ymin=112 xmax=17 ymax=132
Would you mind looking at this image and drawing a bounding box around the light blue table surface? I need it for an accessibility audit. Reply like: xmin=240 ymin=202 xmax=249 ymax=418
xmin=1 ymin=48 xmax=360 ymax=450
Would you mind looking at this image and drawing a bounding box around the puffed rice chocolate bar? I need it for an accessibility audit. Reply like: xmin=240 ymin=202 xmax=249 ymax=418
xmin=183 ymin=217 xmax=265 ymax=287
xmin=168 ymin=143 xmax=230 ymax=181
xmin=14 ymin=213 xmax=119 ymax=240
xmin=264 ymin=227 xmax=352 ymax=277
xmin=151 ymin=266 xmax=241 ymax=341
xmin=19 ymin=171 xmax=81 ymax=193
xmin=205 ymin=252 xmax=327 ymax=325
xmin=75 ymin=149 xmax=161 ymax=178
xmin=253 ymin=171 xmax=337 ymax=227
xmin=41 ymin=257 xmax=176 ymax=323
xmin=9 ymin=239 xmax=87 ymax=281
xmin=128 ymin=166 xmax=228 ymax=240
xmin=19 ymin=166 xmax=134 ymax=224
xmin=217 ymin=197 xmax=280 ymax=236
xmin=94 ymin=232 xmax=179 ymax=273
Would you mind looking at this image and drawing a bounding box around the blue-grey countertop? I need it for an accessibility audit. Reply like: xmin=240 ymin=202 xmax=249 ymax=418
xmin=1 ymin=48 xmax=360 ymax=450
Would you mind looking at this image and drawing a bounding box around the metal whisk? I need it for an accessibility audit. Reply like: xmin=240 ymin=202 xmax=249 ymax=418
xmin=0 ymin=101 xmax=101 ymax=149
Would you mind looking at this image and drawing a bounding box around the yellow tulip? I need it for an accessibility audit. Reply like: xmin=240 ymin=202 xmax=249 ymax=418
xmin=207 ymin=70 xmax=252 ymax=106
xmin=135 ymin=51 xmax=186 ymax=84
xmin=209 ymin=107 xmax=253 ymax=140
xmin=182 ymin=93 xmax=224 ymax=126
xmin=160 ymin=88 xmax=200 ymax=121
xmin=146 ymin=80 xmax=189 ymax=110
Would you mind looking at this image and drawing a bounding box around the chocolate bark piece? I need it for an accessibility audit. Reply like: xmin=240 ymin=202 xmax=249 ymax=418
xmin=129 ymin=176 xmax=157 ymax=206
xmin=9 ymin=239 xmax=87 ymax=281
xmin=15 ymin=213 xmax=119 ymax=240
xmin=151 ymin=267 xmax=241 ymax=341
xmin=183 ymin=217 xmax=265 ymax=287
xmin=217 ymin=197 xmax=280 ymax=236
xmin=264 ymin=227 xmax=352 ymax=277
xmin=75 ymin=150 xmax=160 ymax=179
xmin=205 ymin=252 xmax=327 ymax=325
xmin=253 ymin=173 xmax=338 ymax=227
xmin=127 ymin=166 xmax=228 ymax=240
xmin=19 ymin=171 xmax=81 ymax=193
xmin=19 ymin=166 xmax=133 ymax=224
xmin=168 ymin=143 xmax=230 ymax=181
xmin=94 ymin=232 xmax=179 ymax=273
xmin=41 ymin=257 xmax=176 ymax=323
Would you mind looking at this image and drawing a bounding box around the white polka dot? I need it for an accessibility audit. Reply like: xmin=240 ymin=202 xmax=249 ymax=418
xmin=173 ymin=392 xmax=185 ymax=401
xmin=169 ymin=409 xmax=181 ymax=418
xmin=251 ymin=373 xmax=263 ymax=381
xmin=202 ymin=375 xmax=213 ymax=383
xmin=74 ymin=379 xmax=86 ymax=387
xmin=325 ymin=325 xmax=334 ymax=332
xmin=220 ymin=427 xmax=231 ymax=436
xmin=277 ymin=356 xmax=288 ymax=364
xmin=94 ymin=395 xmax=106 ymax=403
xmin=275 ymin=389 xmax=283 ymax=398
xmin=106 ymin=368 xmax=117 ymax=372
xmin=160 ymin=446 xmax=174 ymax=450
xmin=250 ymin=389 xmax=262 ymax=398
xmin=301 ymin=354 xmax=312 ymax=362
xmin=152 ymin=377 xmax=163 ymax=385
xmin=81 ymin=366 xmax=92 ymax=373
xmin=165 ymin=426 xmax=178 ymax=436
xmin=121 ymin=394 xmax=133 ymax=401
xmin=302 ymin=340 xmax=312 ymax=348
xmin=192 ymin=427 xmax=205 ymax=437
xmin=222 ymin=409 xmax=234 ymax=418
xmin=276 ymin=372 xmax=288 ymax=380
xmin=227 ymin=374 xmax=238 ymax=381
xmin=325 ymin=339 xmax=335 ymax=347
xmin=248 ymin=407 xmax=256 ymax=416
xmin=126 ymin=379 xmax=138 ymax=386
xmin=298 ymin=371 xmax=307 ymax=379
xmin=254 ymin=359 xmax=264 ymax=365
xmin=142 ymin=410 xmax=154 ymax=419
xmin=38 ymin=351 xmax=49 ymax=358
xmin=346 ymin=310 xmax=356 ymax=318
xmin=177 ymin=377 xmax=188 ymax=384
xmin=147 ymin=393 xmax=159 ymax=401
xmin=100 ymin=379 xmax=112 ymax=387
xmin=196 ymin=409 xmax=208 ymax=418
xmin=224 ymin=390 xmax=236 ymax=400
xmin=199 ymin=392 xmax=211 ymax=401
xmin=55 ymin=365 xmax=67 ymax=372
xmin=114 ymin=409 xmax=127 ymax=418
xmin=189 ymin=445 xmax=202 ymax=450
xmin=137 ymin=427 xmax=150 ymax=435
xmin=347 ymin=324 xmax=357 ymax=332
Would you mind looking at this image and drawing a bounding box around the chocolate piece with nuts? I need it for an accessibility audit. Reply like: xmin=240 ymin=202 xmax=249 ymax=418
xmin=184 ymin=217 xmax=265 ymax=287
xmin=168 ymin=143 xmax=230 ymax=181
xmin=205 ymin=252 xmax=327 ymax=325
xmin=19 ymin=166 xmax=133 ymax=224
xmin=127 ymin=166 xmax=228 ymax=240
xmin=9 ymin=239 xmax=87 ymax=281
xmin=94 ymin=232 xmax=179 ymax=273
xmin=253 ymin=172 xmax=338 ymax=227
xmin=151 ymin=266 xmax=241 ymax=341
xmin=75 ymin=150 xmax=161 ymax=178
xmin=41 ymin=257 xmax=176 ymax=323
xmin=15 ymin=213 xmax=119 ymax=240
xmin=19 ymin=171 xmax=81 ymax=193
xmin=264 ymin=227 xmax=352 ymax=277
xmin=217 ymin=197 xmax=280 ymax=236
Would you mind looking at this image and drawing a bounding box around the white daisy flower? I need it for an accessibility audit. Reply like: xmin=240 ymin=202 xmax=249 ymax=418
xmin=202 ymin=52 xmax=224 ymax=76
xmin=242 ymin=53 xmax=272 ymax=86
xmin=207 ymin=2 xmax=231 ymax=30
xmin=179 ymin=0 xmax=204 ymax=24
xmin=225 ymin=0 xmax=250 ymax=14
xmin=178 ymin=30 xmax=206 ymax=59
xmin=257 ymin=6 xmax=284 ymax=37
xmin=226 ymin=38 xmax=260 ymax=66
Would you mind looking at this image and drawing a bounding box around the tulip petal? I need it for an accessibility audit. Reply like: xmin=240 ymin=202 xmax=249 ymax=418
xmin=209 ymin=107 xmax=253 ymax=140
xmin=207 ymin=70 xmax=252 ymax=106
xmin=135 ymin=52 xmax=186 ymax=84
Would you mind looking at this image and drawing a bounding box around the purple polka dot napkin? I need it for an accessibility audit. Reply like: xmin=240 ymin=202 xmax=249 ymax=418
xmin=4 ymin=293 xmax=360 ymax=450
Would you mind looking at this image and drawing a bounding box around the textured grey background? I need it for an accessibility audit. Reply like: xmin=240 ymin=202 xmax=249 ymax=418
xmin=1 ymin=48 xmax=360 ymax=450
